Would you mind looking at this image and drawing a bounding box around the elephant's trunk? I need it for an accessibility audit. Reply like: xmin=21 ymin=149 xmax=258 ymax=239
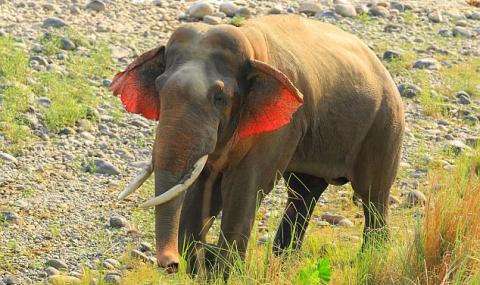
xmin=150 ymin=116 xmax=215 ymax=272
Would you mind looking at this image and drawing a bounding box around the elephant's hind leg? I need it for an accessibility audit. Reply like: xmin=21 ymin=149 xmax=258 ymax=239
xmin=273 ymin=172 xmax=328 ymax=255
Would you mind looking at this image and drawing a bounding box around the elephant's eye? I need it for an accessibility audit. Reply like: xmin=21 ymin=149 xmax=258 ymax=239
xmin=213 ymin=91 xmax=227 ymax=108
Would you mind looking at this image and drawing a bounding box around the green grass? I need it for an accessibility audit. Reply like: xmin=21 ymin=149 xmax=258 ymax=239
xmin=0 ymin=28 xmax=113 ymax=149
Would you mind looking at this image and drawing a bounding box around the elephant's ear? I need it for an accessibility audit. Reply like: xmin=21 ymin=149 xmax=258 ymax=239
xmin=237 ymin=59 xmax=304 ymax=139
xmin=111 ymin=46 xmax=165 ymax=120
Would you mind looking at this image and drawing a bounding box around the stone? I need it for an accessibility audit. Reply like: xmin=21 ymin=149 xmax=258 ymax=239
xmin=104 ymin=273 xmax=121 ymax=285
xmin=43 ymin=17 xmax=67 ymax=28
xmin=60 ymin=37 xmax=76 ymax=51
xmin=398 ymin=84 xmax=421 ymax=98
xmin=0 ymin=211 xmax=20 ymax=224
xmin=219 ymin=2 xmax=238 ymax=17
xmin=448 ymin=140 xmax=472 ymax=154
xmin=406 ymin=190 xmax=426 ymax=206
xmin=59 ymin=127 xmax=76 ymax=135
xmin=36 ymin=97 xmax=52 ymax=108
xmin=337 ymin=218 xmax=354 ymax=227
xmin=46 ymin=259 xmax=68 ymax=270
xmin=0 ymin=152 xmax=18 ymax=164
xmin=384 ymin=24 xmax=404 ymax=33
xmin=203 ymin=15 xmax=221 ymax=25
xmin=235 ymin=7 xmax=251 ymax=19
xmin=45 ymin=266 xmax=60 ymax=276
xmin=88 ymin=159 xmax=120 ymax=175
xmin=321 ymin=213 xmax=350 ymax=226
xmin=369 ymin=6 xmax=390 ymax=17
xmin=456 ymin=91 xmax=471 ymax=105
xmin=428 ymin=10 xmax=443 ymax=23
xmin=471 ymin=12 xmax=480 ymax=20
xmin=2 ymin=275 xmax=18 ymax=285
xmin=86 ymin=0 xmax=106 ymax=12
xmin=390 ymin=1 xmax=405 ymax=12
xmin=29 ymin=55 xmax=48 ymax=66
xmin=139 ymin=242 xmax=153 ymax=252
xmin=104 ymin=258 xmax=121 ymax=269
xmin=268 ymin=5 xmax=283 ymax=15
xmin=413 ymin=58 xmax=441 ymax=70
xmin=455 ymin=20 xmax=468 ymax=27
xmin=188 ymin=2 xmax=213 ymax=19
xmin=452 ymin=26 xmax=473 ymax=38
xmin=109 ymin=215 xmax=129 ymax=228
xmin=383 ymin=50 xmax=403 ymax=62
xmin=334 ymin=4 xmax=356 ymax=17
xmin=298 ymin=2 xmax=322 ymax=15
xmin=102 ymin=79 xmax=112 ymax=87
xmin=77 ymin=119 xmax=93 ymax=132
xmin=258 ymin=234 xmax=268 ymax=245
xmin=47 ymin=275 xmax=81 ymax=285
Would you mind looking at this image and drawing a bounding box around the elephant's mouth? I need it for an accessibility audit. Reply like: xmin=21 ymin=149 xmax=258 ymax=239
xmin=118 ymin=155 xmax=209 ymax=207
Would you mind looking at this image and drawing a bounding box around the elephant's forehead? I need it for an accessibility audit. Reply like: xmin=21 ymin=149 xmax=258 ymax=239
xmin=167 ymin=24 xmax=251 ymax=57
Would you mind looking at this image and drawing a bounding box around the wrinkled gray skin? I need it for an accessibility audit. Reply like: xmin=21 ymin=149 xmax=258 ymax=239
xmin=113 ymin=15 xmax=405 ymax=276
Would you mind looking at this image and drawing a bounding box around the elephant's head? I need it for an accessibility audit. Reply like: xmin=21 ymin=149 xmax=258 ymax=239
xmin=111 ymin=24 xmax=303 ymax=271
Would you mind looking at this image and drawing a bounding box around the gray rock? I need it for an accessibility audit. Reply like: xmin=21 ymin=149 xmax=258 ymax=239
xmin=413 ymin=58 xmax=441 ymax=70
xmin=369 ymin=6 xmax=390 ymax=17
xmin=203 ymin=15 xmax=221 ymax=25
xmin=188 ymin=2 xmax=213 ymax=19
xmin=321 ymin=213 xmax=350 ymax=226
xmin=384 ymin=24 xmax=404 ymax=33
xmin=45 ymin=266 xmax=60 ymax=276
xmin=448 ymin=140 xmax=472 ymax=154
xmin=337 ymin=218 xmax=354 ymax=227
xmin=334 ymin=4 xmax=356 ymax=17
xmin=235 ymin=7 xmax=251 ymax=19
xmin=0 ymin=152 xmax=18 ymax=164
xmin=70 ymin=5 xmax=81 ymax=14
xmin=452 ymin=26 xmax=473 ymax=38
xmin=298 ymin=2 xmax=322 ymax=15
xmin=438 ymin=28 xmax=451 ymax=37
xmin=398 ymin=84 xmax=421 ymax=98
xmin=36 ymin=97 xmax=52 ymax=108
xmin=59 ymin=127 xmax=76 ymax=135
xmin=88 ymin=159 xmax=120 ymax=175
xmin=104 ymin=258 xmax=121 ymax=269
xmin=471 ymin=12 xmax=480 ymax=20
xmin=103 ymin=79 xmax=112 ymax=87
xmin=29 ymin=55 xmax=48 ymax=66
xmin=139 ymin=241 xmax=153 ymax=252
xmin=60 ymin=37 xmax=76 ymax=51
xmin=80 ymin=131 xmax=95 ymax=141
xmin=456 ymin=91 xmax=471 ymax=105
xmin=355 ymin=4 xmax=368 ymax=14
xmin=46 ymin=259 xmax=68 ymax=270
xmin=219 ymin=2 xmax=238 ymax=17
xmin=1 ymin=211 xmax=20 ymax=224
xmin=455 ymin=20 xmax=468 ymax=27
xmin=268 ymin=5 xmax=283 ymax=15
xmin=390 ymin=1 xmax=405 ymax=12
xmin=104 ymin=273 xmax=121 ymax=285
xmin=383 ymin=50 xmax=403 ymax=62
xmin=43 ymin=17 xmax=67 ymax=28
xmin=77 ymin=119 xmax=93 ymax=132
xmin=47 ymin=276 xmax=81 ymax=285
xmin=86 ymin=0 xmax=106 ymax=12
xmin=257 ymin=234 xmax=268 ymax=245
xmin=32 ymin=43 xmax=43 ymax=53
xmin=3 ymin=275 xmax=18 ymax=285
xmin=464 ymin=115 xmax=479 ymax=124
xmin=428 ymin=10 xmax=443 ymax=23
xmin=406 ymin=190 xmax=426 ymax=206
xmin=110 ymin=215 xmax=129 ymax=228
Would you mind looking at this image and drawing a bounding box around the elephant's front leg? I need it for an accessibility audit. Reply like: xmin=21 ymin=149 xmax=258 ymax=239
xmin=179 ymin=172 xmax=222 ymax=275
xmin=215 ymin=172 xmax=267 ymax=276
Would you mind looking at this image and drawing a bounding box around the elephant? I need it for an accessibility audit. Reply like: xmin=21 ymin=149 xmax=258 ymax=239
xmin=111 ymin=15 xmax=405 ymax=275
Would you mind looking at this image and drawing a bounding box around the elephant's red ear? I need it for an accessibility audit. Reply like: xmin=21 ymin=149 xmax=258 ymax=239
xmin=111 ymin=46 xmax=165 ymax=120
xmin=237 ymin=60 xmax=304 ymax=139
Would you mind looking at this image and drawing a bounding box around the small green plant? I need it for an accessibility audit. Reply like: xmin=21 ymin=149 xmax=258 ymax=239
xmin=401 ymin=10 xmax=417 ymax=25
xmin=49 ymin=224 xmax=61 ymax=238
xmin=230 ymin=16 xmax=245 ymax=27
xmin=357 ymin=12 xmax=372 ymax=24
xmin=295 ymin=258 xmax=332 ymax=284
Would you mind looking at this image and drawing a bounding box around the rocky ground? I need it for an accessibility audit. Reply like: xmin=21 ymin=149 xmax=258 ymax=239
xmin=0 ymin=0 xmax=479 ymax=284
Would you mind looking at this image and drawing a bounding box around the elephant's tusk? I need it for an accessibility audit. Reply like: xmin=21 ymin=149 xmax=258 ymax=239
xmin=118 ymin=162 xmax=154 ymax=200
xmin=140 ymin=155 xmax=208 ymax=208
